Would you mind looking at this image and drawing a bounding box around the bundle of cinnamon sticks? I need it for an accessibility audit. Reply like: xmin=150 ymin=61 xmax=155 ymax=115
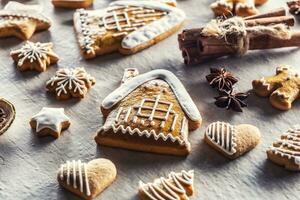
xmin=178 ymin=8 xmax=300 ymax=65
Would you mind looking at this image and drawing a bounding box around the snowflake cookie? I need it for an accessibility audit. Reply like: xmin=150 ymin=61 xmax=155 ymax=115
xmin=46 ymin=67 xmax=96 ymax=100
xmin=10 ymin=41 xmax=59 ymax=72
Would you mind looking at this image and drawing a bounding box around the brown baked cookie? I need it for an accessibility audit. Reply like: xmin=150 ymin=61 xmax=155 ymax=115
xmin=52 ymin=0 xmax=93 ymax=9
xmin=10 ymin=41 xmax=59 ymax=72
xmin=0 ymin=98 xmax=16 ymax=135
xmin=30 ymin=107 xmax=70 ymax=138
xmin=204 ymin=121 xmax=261 ymax=159
xmin=95 ymin=68 xmax=202 ymax=156
xmin=267 ymin=126 xmax=300 ymax=171
xmin=139 ymin=170 xmax=194 ymax=200
xmin=211 ymin=0 xmax=268 ymax=17
xmin=58 ymin=159 xmax=117 ymax=199
xmin=73 ymin=0 xmax=185 ymax=59
xmin=46 ymin=67 xmax=96 ymax=100
xmin=287 ymin=0 xmax=300 ymax=15
xmin=252 ymin=66 xmax=300 ymax=110
xmin=0 ymin=2 xmax=51 ymax=40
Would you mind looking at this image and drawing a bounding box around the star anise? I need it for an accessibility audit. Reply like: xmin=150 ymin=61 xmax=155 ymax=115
xmin=206 ymin=68 xmax=238 ymax=91
xmin=287 ymin=0 xmax=300 ymax=15
xmin=214 ymin=90 xmax=249 ymax=112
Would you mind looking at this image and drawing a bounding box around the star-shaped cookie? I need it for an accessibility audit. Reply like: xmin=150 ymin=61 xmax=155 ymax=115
xmin=0 ymin=2 xmax=51 ymax=40
xmin=30 ymin=107 xmax=71 ymax=138
xmin=10 ymin=41 xmax=59 ymax=72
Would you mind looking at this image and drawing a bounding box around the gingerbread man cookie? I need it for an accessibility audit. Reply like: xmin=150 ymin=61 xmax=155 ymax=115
xmin=205 ymin=121 xmax=261 ymax=159
xmin=10 ymin=41 xmax=59 ymax=72
xmin=252 ymin=66 xmax=300 ymax=110
xmin=0 ymin=2 xmax=51 ymax=40
xmin=58 ymin=158 xmax=117 ymax=199
xmin=267 ymin=126 xmax=300 ymax=171
xmin=73 ymin=0 xmax=185 ymax=59
xmin=211 ymin=0 xmax=268 ymax=17
xmin=30 ymin=107 xmax=70 ymax=138
xmin=46 ymin=67 xmax=96 ymax=100
xmin=95 ymin=68 xmax=202 ymax=156
xmin=139 ymin=170 xmax=194 ymax=200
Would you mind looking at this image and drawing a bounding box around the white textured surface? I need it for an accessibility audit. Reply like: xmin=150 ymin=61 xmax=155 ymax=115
xmin=0 ymin=0 xmax=300 ymax=200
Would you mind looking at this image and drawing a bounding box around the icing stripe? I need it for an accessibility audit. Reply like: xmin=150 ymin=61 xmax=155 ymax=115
xmin=59 ymin=160 xmax=91 ymax=196
xmin=205 ymin=121 xmax=237 ymax=155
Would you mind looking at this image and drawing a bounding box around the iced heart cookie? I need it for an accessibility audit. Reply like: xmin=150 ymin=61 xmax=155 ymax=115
xmin=139 ymin=170 xmax=194 ymax=200
xmin=30 ymin=107 xmax=70 ymax=138
xmin=0 ymin=2 xmax=51 ymax=40
xmin=46 ymin=67 xmax=96 ymax=100
xmin=52 ymin=0 xmax=93 ymax=9
xmin=210 ymin=0 xmax=268 ymax=17
xmin=73 ymin=0 xmax=185 ymax=59
xmin=0 ymin=98 xmax=16 ymax=135
xmin=58 ymin=158 xmax=117 ymax=199
xmin=10 ymin=41 xmax=59 ymax=72
xmin=204 ymin=121 xmax=261 ymax=159
xmin=267 ymin=126 xmax=300 ymax=171
xmin=252 ymin=66 xmax=300 ymax=110
xmin=95 ymin=68 xmax=202 ymax=156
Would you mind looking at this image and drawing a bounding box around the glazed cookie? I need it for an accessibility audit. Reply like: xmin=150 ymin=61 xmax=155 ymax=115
xmin=139 ymin=170 xmax=194 ymax=200
xmin=252 ymin=66 xmax=300 ymax=110
xmin=0 ymin=2 xmax=51 ymax=40
xmin=0 ymin=98 xmax=16 ymax=135
xmin=267 ymin=126 xmax=300 ymax=171
xmin=204 ymin=121 xmax=261 ymax=159
xmin=10 ymin=41 xmax=59 ymax=72
xmin=73 ymin=0 xmax=185 ymax=59
xmin=211 ymin=0 xmax=268 ymax=17
xmin=30 ymin=107 xmax=70 ymax=138
xmin=58 ymin=159 xmax=117 ymax=199
xmin=95 ymin=69 xmax=202 ymax=156
xmin=46 ymin=67 xmax=96 ymax=100
xmin=52 ymin=0 xmax=93 ymax=9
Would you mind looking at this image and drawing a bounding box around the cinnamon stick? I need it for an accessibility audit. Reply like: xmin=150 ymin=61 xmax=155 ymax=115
xmin=244 ymin=8 xmax=286 ymax=20
xmin=245 ymin=16 xmax=295 ymax=27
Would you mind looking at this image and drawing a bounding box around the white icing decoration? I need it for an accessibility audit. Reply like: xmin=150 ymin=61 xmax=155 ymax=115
xmin=101 ymin=69 xmax=201 ymax=122
xmin=10 ymin=41 xmax=57 ymax=68
xmin=46 ymin=67 xmax=95 ymax=97
xmin=139 ymin=170 xmax=194 ymax=200
xmin=31 ymin=107 xmax=70 ymax=133
xmin=74 ymin=1 xmax=185 ymax=53
xmin=269 ymin=126 xmax=300 ymax=165
xmin=205 ymin=121 xmax=237 ymax=155
xmin=99 ymin=122 xmax=189 ymax=146
xmin=59 ymin=160 xmax=91 ymax=196
xmin=236 ymin=0 xmax=255 ymax=9
xmin=211 ymin=0 xmax=233 ymax=9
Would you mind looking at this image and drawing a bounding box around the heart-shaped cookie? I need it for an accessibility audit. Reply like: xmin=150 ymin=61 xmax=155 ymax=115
xmin=58 ymin=158 xmax=117 ymax=199
xmin=204 ymin=121 xmax=261 ymax=159
xmin=0 ymin=98 xmax=16 ymax=135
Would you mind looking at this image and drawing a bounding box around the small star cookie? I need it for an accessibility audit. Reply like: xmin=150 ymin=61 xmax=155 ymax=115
xmin=46 ymin=67 xmax=96 ymax=100
xmin=10 ymin=41 xmax=59 ymax=72
xmin=0 ymin=2 xmax=51 ymax=40
xmin=30 ymin=107 xmax=71 ymax=138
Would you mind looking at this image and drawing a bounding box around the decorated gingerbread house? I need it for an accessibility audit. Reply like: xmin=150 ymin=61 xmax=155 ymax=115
xmin=95 ymin=69 xmax=202 ymax=156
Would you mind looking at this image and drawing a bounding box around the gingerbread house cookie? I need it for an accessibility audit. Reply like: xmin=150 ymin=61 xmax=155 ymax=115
xmin=0 ymin=2 xmax=51 ymax=40
xmin=95 ymin=69 xmax=202 ymax=156
xmin=73 ymin=0 xmax=185 ymax=59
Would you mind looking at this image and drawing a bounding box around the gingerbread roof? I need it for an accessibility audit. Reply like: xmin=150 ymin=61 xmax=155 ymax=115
xmin=101 ymin=69 xmax=201 ymax=122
